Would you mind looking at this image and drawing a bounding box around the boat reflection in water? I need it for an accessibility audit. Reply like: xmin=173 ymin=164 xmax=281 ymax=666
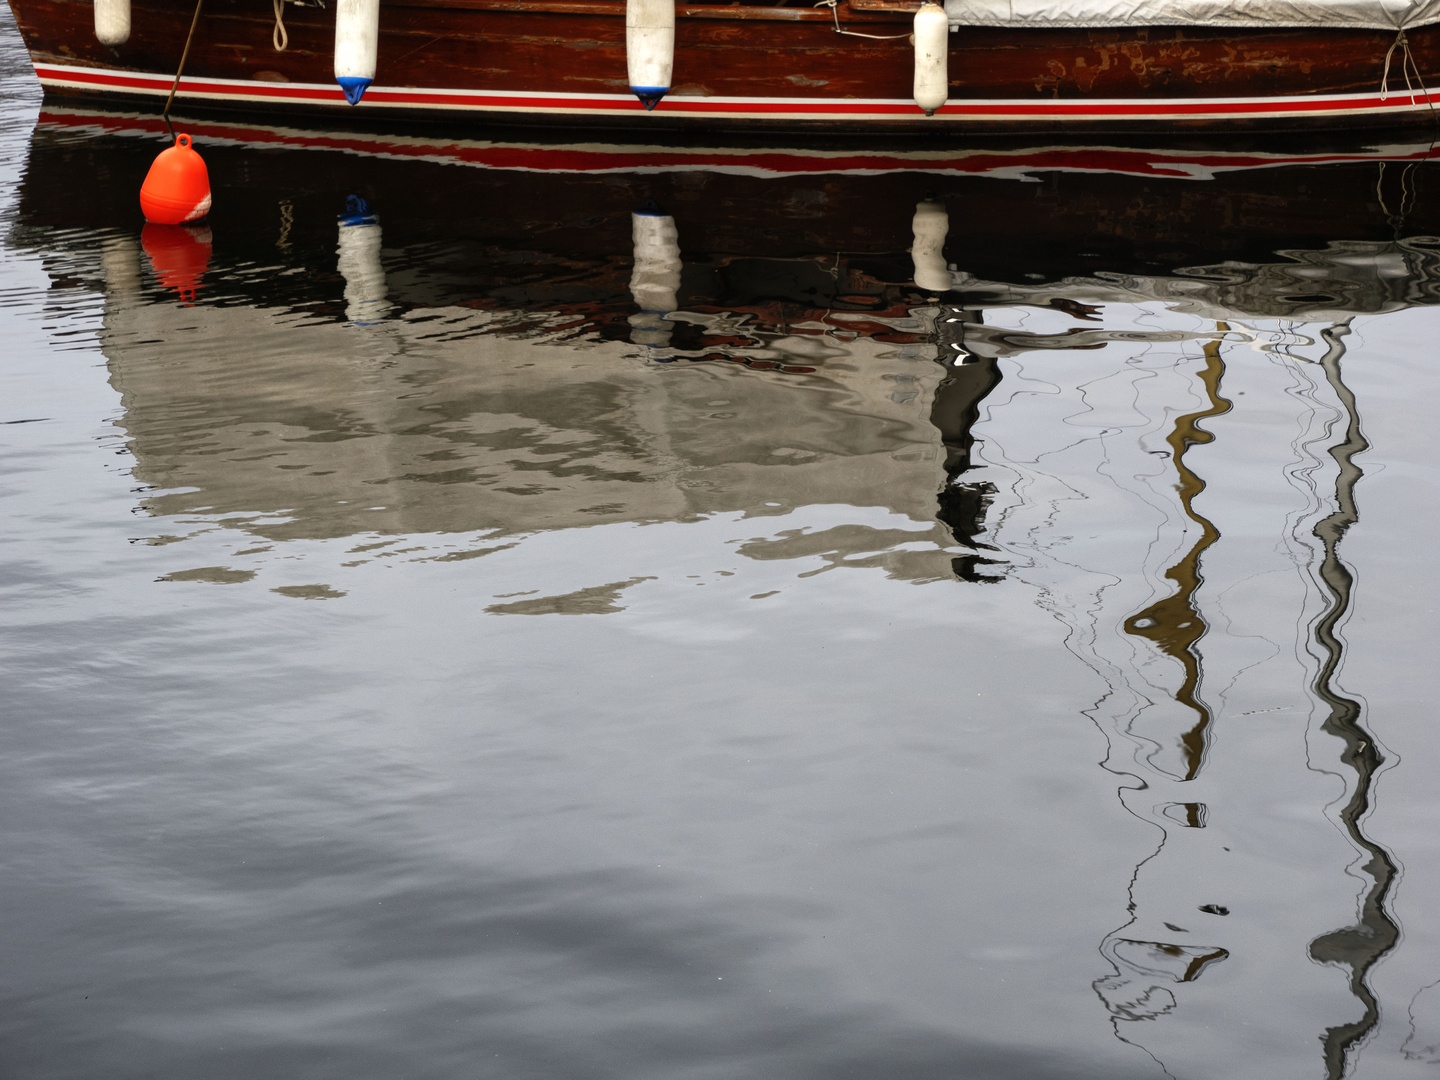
xmin=13 ymin=108 xmax=1439 ymax=1077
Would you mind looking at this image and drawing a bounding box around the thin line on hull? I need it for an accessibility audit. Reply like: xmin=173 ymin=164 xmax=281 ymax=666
xmin=30 ymin=62 xmax=1440 ymax=122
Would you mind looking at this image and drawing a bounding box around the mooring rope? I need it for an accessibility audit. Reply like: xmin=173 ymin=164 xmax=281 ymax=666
xmin=160 ymin=0 xmax=205 ymax=124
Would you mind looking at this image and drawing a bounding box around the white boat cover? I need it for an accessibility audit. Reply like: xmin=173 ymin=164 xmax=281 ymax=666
xmin=943 ymin=0 xmax=1440 ymax=30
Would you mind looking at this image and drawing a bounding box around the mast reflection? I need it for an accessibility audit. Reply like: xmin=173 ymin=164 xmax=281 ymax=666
xmin=1122 ymin=335 xmax=1231 ymax=782
xmin=1305 ymin=325 xmax=1401 ymax=1080
xmin=1080 ymin=332 xmax=1234 ymax=1051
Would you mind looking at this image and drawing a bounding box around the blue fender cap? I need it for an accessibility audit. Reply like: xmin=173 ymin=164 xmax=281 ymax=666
xmin=631 ymin=87 xmax=668 ymax=111
xmin=338 ymin=194 xmax=378 ymax=226
xmin=336 ymin=76 xmax=372 ymax=105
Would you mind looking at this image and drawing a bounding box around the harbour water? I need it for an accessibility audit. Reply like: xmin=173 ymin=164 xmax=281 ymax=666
xmin=4 ymin=12 xmax=1440 ymax=1078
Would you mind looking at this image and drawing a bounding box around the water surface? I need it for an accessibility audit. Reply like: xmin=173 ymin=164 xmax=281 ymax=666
xmin=4 ymin=14 xmax=1440 ymax=1079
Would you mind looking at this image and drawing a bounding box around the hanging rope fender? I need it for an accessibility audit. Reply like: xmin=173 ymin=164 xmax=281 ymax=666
xmin=272 ymin=0 xmax=289 ymax=51
xmin=812 ymin=0 xmax=912 ymax=40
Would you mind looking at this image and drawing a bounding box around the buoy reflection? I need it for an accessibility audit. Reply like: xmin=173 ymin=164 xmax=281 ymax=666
xmin=336 ymin=195 xmax=392 ymax=325
xmin=140 ymin=223 xmax=212 ymax=304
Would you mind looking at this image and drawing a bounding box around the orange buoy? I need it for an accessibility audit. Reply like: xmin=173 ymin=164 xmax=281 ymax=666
xmin=139 ymin=133 xmax=212 ymax=225
xmin=140 ymin=223 xmax=212 ymax=304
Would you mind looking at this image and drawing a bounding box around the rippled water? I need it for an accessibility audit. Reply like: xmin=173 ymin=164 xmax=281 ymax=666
xmin=6 ymin=10 xmax=1440 ymax=1079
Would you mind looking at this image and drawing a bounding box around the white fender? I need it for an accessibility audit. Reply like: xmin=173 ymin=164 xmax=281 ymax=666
xmin=626 ymin=0 xmax=674 ymax=110
xmin=334 ymin=0 xmax=380 ymax=105
xmin=630 ymin=209 xmax=681 ymax=348
xmin=337 ymin=199 xmax=391 ymax=324
xmin=94 ymin=0 xmax=130 ymax=46
xmin=911 ymin=198 xmax=951 ymax=293
xmin=912 ymin=1 xmax=949 ymax=116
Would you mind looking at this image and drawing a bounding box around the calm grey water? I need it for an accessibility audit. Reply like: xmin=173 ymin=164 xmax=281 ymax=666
xmin=5 ymin=10 xmax=1440 ymax=1079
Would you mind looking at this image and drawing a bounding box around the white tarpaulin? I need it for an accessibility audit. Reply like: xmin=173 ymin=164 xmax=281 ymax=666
xmin=943 ymin=0 xmax=1440 ymax=30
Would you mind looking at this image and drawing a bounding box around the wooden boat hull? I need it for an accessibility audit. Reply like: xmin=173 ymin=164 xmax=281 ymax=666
xmin=9 ymin=0 xmax=1440 ymax=131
